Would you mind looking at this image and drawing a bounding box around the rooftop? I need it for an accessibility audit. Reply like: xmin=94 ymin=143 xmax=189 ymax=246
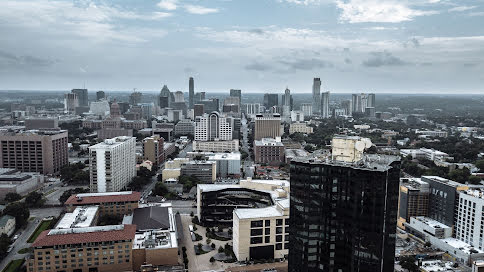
xmin=254 ymin=138 xmax=284 ymax=146
xmin=89 ymin=136 xmax=134 ymax=149
xmin=412 ymin=216 xmax=451 ymax=229
xmin=440 ymin=238 xmax=484 ymax=254
xmin=65 ymin=191 xmax=141 ymax=205
xmin=132 ymin=206 xmax=171 ymax=231
xmin=234 ymin=205 xmax=284 ymax=220
xmin=292 ymin=154 xmax=400 ymax=172
xmin=207 ymin=152 xmax=241 ymax=160
xmin=0 ymin=215 xmax=15 ymax=227
xmin=56 ymin=206 xmax=99 ymax=229
xmin=32 ymin=224 xmax=136 ymax=247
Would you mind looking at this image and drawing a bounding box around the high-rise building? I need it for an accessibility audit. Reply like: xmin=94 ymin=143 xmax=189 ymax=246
xmin=194 ymin=104 xmax=205 ymax=118
xmin=159 ymin=85 xmax=171 ymax=109
xmin=456 ymin=189 xmax=484 ymax=250
xmin=351 ymin=93 xmax=375 ymax=115
xmin=341 ymin=99 xmax=352 ymax=116
xmin=398 ymin=178 xmax=430 ymax=229
xmin=71 ymin=88 xmax=88 ymax=107
xmin=0 ymin=129 xmax=68 ymax=175
xmin=142 ymin=135 xmax=165 ymax=167
xmin=174 ymin=91 xmax=185 ymax=103
xmin=254 ymin=113 xmax=281 ymax=140
xmin=189 ymin=77 xmax=194 ymax=109
xmin=96 ymin=90 xmax=106 ymax=101
xmin=64 ymin=93 xmax=79 ymax=113
xmin=242 ymin=103 xmax=261 ymax=117
xmin=89 ymin=136 xmax=136 ymax=193
xmin=312 ymin=78 xmax=321 ymax=115
xmin=282 ymin=88 xmax=292 ymax=118
xmin=289 ymin=136 xmax=401 ymax=272
xmin=129 ymin=91 xmax=142 ymax=105
xmin=199 ymin=98 xmax=219 ymax=113
xmin=263 ymin=93 xmax=278 ymax=109
xmin=367 ymin=93 xmax=376 ymax=108
xmin=230 ymin=89 xmax=242 ymax=105
xmin=194 ymin=112 xmax=233 ymax=141
xmin=321 ymin=91 xmax=330 ymax=118
xmin=300 ymin=103 xmax=312 ymax=117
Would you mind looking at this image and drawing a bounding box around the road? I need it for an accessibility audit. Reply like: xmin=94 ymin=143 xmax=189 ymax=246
xmin=0 ymin=207 xmax=63 ymax=271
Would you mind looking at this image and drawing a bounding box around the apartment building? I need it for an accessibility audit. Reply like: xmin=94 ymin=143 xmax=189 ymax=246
xmin=194 ymin=112 xmax=233 ymax=141
xmin=142 ymin=135 xmax=165 ymax=167
xmin=254 ymin=138 xmax=285 ymax=166
xmin=398 ymin=177 xmax=430 ymax=228
xmin=64 ymin=191 xmax=141 ymax=216
xmin=89 ymin=136 xmax=136 ymax=193
xmin=0 ymin=129 xmax=68 ymax=175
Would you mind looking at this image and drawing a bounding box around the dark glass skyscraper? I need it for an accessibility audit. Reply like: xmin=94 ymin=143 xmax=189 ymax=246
xmin=289 ymin=155 xmax=400 ymax=272
xmin=189 ymin=77 xmax=194 ymax=109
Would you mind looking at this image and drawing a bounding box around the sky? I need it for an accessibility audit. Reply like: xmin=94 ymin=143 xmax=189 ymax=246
xmin=0 ymin=0 xmax=483 ymax=93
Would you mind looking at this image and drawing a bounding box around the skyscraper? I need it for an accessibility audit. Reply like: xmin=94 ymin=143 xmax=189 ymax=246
xmin=230 ymin=89 xmax=242 ymax=105
xmin=189 ymin=77 xmax=194 ymax=109
xmin=129 ymin=91 xmax=142 ymax=105
xmin=263 ymin=93 xmax=278 ymax=109
xmin=367 ymin=93 xmax=376 ymax=108
xmin=96 ymin=90 xmax=106 ymax=101
xmin=71 ymin=88 xmax=88 ymax=107
xmin=282 ymin=88 xmax=292 ymax=118
xmin=159 ymin=85 xmax=171 ymax=109
xmin=254 ymin=113 xmax=281 ymax=140
xmin=64 ymin=93 xmax=79 ymax=113
xmin=194 ymin=112 xmax=233 ymax=141
xmin=289 ymin=136 xmax=400 ymax=272
xmin=321 ymin=91 xmax=330 ymax=118
xmin=312 ymin=78 xmax=321 ymax=115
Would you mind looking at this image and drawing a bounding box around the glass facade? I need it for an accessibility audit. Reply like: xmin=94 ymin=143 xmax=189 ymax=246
xmin=288 ymin=159 xmax=400 ymax=272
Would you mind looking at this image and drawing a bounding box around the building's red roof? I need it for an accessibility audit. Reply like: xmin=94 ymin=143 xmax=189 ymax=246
xmin=64 ymin=191 xmax=141 ymax=205
xmin=32 ymin=224 xmax=136 ymax=247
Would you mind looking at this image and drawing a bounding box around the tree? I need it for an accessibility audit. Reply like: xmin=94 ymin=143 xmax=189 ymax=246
xmin=0 ymin=234 xmax=12 ymax=258
xmin=211 ymin=243 xmax=216 ymax=249
xmin=476 ymin=159 xmax=484 ymax=171
xmin=4 ymin=192 xmax=21 ymax=203
xmin=469 ymin=175 xmax=482 ymax=185
xmin=153 ymin=182 xmax=169 ymax=197
xmin=25 ymin=191 xmax=43 ymax=208
xmin=210 ymin=257 xmax=215 ymax=263
xmin=206 ymin=238 xmax=211 ymax=245
xmin=4 ymin=202 xmax=30 ymax=227
xmin=399 ymin=256 xmax=418 ymax=272
xmin=449 ymin=168 xmax=471 ymax=184
xmin=218 ymin=246 xmax=224 ymax=253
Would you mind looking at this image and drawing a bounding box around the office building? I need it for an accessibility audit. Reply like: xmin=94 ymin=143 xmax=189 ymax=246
xmin=321 ymin=91 xmax=330 ymax=118
xmin=189 ymin=77 xmax=194 ymax=109
xmin=233 ymin=199 xmax=289 ymax=261
xmin=230 ymin=89 xmax=242 ymax=105
xmin=192 ymin=140 xmax=239 ymax=153
xmin=129 ymin=91 xmax=142 ymax=105
xmin=300 ymin=103 xmax=312 ymax=117
xmin=194 ymin=92 xmax=206 ymax=104
xmin=398 ymin=178 xmax=430 ymax=229
xmin=159 ymin=85 xmax=172 ymax=109
xmin=194 ymin=112 xmax=233 ymax=141
xmin=193 ymin=104 xmax=204 ymax=119
xmin=404 ymin=216 xmax=452 ymax=240
xmin=89 ymin=136 xmax=136 ymax=193
xmin=64 ymin=93 xmax=79 ymax=113
xmin=341 ymin=99 xmax=352 ymax=116
xmin=263 ymin=94 xmax=278 ymax=109
xmin=0 ymin=168 xmax=44 ymax=200
xmin=290 ymin=111 xmax=304 ymax=122
xmin=174 ymin=119 xmax=194 ymax=136
xmin=96 ymin=90 xmax=106 ymax=101
xmin=312 ymin=78 xmax=321 ymax=115
xmin=367 ymin=93 xmax=376 ymax=108
xmin=289 ymin=122 xmax=313 ymax=134
xmin=29 ymin=225 xmax=137 ymax=272
xmin=25 ymin=118 xmax=59 ymax=130
xmin=242 ymin=103 xmax=261 ymax=117
xmin=0 ymin=129 xmax=68 ymax=175
xmin=199 ymin=98 xmax=219 ymax=113
xmin=142 ymin=135 xmax=165 ymax=166
xmin=282 ymin=88 xmax=292 ymax=118
xmin=65 ymin=191 xmax=140 ymax=216
xmin=206 ymin=152 xmax=241 ymax=178
xmin=254 ymin=114 xmax=281 ymax=140
xmin=72 ymin=88 xmax=88 ymax=107
xmin=421 ymin=176 xmax=469 ymax=227
xmin=180 ymin=161 xmax=216 ymax=183
xmin=254 ymin=138 xmax=285 ymax=166
xmin=174 ymin=91 xmax=184 ymax=103
xmin=289 ymin=136 xmax=400 ymax=272
xmin=89 ymin=100 xmax=111 ymax=117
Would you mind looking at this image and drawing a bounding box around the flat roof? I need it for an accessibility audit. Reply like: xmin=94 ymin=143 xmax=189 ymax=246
xmin=241 ymin=179 xmax=290 ymax=188
xmin=292 ymin=154 xmax=400 ymax=172
xmin=208 ymin=152 xmax=241 ymax=160
xmin=56 ymin=206 xmax=99 ymax=229
xmin=65 ymin=191 xmax=141 ymax=205
xmin=32 ymin=224 xmax=136 ymax=247
xmin=412 ymin=216 xmax=451 ymax=229
xmin=133 ymin=230 xmax=177 ymax=250
xmin=234 ymin=206 xmax=284 ymax=220
xmin=440 ymin=238 xmax=484 ymax=254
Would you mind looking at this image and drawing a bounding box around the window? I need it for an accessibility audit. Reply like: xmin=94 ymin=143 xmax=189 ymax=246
xmin=276 ymin=227 xmax=283 ymax=234
xmin=276 ymin=243 xmax=282 ymax=250
xmin=276 ymin=219 xmax=283 ymax=226
xmin=250 ymin=237 xmax=263 ymax=244
xmin=251 ymin=220 xmax=263 ymax=228
xmin=265 ymin=236 xmax=270 ymax=243
xmin=276 ymin=235 xmax=283 ymax=242
xmin=251 ymin=229 xmax=263 ymax=236
xmin=265 ymin=228 xmax=270 ymax=235
xmin=265 ymin=220 xmax=271 ymax=226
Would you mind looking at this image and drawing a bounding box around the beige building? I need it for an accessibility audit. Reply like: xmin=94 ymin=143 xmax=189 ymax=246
xmin=0 ymin=215 xmax=15 ymax=237
xmin=29 ymin=225 xmax=136 ymax=272
xmin=233 ymin=199 xmax=289 ymax=261
xmin=289 ymin=122 xmax=313 ymax=134
xmin=331 ymin=135 xmax=372 ymax=163
xmin=0 ymin=129 xmax=68 ymax=175
xmin=142 ymin=135 xmax=165 ymax=166
xmin=193 ymin=140 xmax=239 ymax=153
xmin=254 ymin=114 xmax=282 ymax=140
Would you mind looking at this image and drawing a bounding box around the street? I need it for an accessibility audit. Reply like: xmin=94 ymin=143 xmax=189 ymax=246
xmin=241 ymin=115 xmax=254 ymax=178
xmin=0 ymin=207 xmax=63 ymax=271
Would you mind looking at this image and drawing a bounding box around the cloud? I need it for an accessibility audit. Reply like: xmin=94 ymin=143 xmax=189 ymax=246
xmin=469 ymin=11 xmax=484 ymax=16
xmin=245 ymin=62 xmax=272 ymax=71
xmin=362 ymin=51 xmax=407 ymax=67
xmin=344 ymin=58 xmax=352 ymax=64
xmin=184 ymin=5 xmax=219 ymax=14
xmin=448 ymin=6 xmax=476 ymax=12
xmin=0 ymin=50 xmax=57 ymax=68
xmin=281 ymin=0 xmax=328 ymax=4
xmin=279 ymin=58 xmax=333 ymax=70
xmin=157 ymin=0 xmax=178 ymax=10
xmin=336 ymin=0 xmax=438 ymax=23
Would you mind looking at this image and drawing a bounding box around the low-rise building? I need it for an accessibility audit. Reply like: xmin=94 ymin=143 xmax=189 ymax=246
xmin=206 ymin=152 xmax=241 ymax=178
xmin=192 ymin=140 xmax=239 ymax=153
xmin=254 ymin=138 xmax=285 ymax=166
xmin=181 ymin=161 xmax=216 ymax=183
xmin=0 ymin=215 xmax=15 ymax=237
xmin=65 ymin=191 xmax=141 ymax=216
xmin=404 ymin=216 xmax=452 ymax=240
xmin=0 ymin=168 xmax=44 ymax=200
xmin=400 ymin=148 xmax=453 ymax=162
xmin=288 ymin=122 xmax=313 ymax=134
xmin=233 ymin=199 xmax=289 ymax=261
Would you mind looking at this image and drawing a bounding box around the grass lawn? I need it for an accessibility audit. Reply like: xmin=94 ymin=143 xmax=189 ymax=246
xmin=27 ymin=220 xmax=53 ymax=243
xmin=2 ymin=259 xmax=25 ymax=272
xmin=17 ymin=248 xmax=32 ymax=254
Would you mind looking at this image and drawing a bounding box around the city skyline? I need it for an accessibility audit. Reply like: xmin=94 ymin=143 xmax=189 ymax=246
xmin=0 ymin=0 xmax=483 ymax=93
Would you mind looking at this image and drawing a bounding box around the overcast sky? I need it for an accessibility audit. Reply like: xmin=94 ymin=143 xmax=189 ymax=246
xmin=0 ymin=0 xmax=483 ymax=93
